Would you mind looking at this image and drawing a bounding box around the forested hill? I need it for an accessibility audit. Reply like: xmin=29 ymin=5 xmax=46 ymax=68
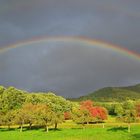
xmin=71 ymin=84 xmax=140 ymax=102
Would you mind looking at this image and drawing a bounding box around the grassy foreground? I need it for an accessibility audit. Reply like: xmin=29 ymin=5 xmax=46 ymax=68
xmin=0 ymin=125 xmax=140 ymax=140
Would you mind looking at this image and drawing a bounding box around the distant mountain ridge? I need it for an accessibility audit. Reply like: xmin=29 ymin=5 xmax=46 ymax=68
xmin=71 ymin=84 xmax=140 ymax=102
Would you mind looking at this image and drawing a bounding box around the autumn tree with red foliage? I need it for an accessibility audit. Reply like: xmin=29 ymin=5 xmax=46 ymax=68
xmin=136 ymin=104 xmax=140 ymax=117
xmin=64 ymin=112 xmax=71 ymax=120
xmin=80 ymin=100 xmax=93 ymax=111
xmin=90 ymin=107 xmax=108 ymax=120
xmin=80 ymin=100 xmax=108 ymax=121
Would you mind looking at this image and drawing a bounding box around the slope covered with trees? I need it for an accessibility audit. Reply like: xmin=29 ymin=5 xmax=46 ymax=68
xmin=0 ymin=86 xmax=108 ymax=132
xmin=0 ymin=86 xmax=72 ymax=131
xmin=72 ymin=84 xmax=140 ymax=102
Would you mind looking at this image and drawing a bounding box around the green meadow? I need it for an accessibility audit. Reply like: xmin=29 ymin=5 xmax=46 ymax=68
xmin=0 ymin=120 xmax=140 ymax=140
xmin=0 ymin=125 xmax=140 ymax=140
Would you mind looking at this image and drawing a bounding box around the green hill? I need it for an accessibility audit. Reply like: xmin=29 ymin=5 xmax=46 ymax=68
xmin=72 ymin=84 xmax=140 ymax=102
xmin=121 ymin=84 xmax=140 ymax=93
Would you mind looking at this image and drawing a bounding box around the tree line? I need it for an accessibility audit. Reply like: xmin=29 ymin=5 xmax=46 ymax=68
xmin=0 ymin=86 xmax=140 ymax=132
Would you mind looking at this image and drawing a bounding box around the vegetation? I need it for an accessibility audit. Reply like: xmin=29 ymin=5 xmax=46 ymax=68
xmin=72 ymin=84 xmax=140 ymax=102
xmin=1 ymin=126 xmax=140 ymax=140
xmin=0 ymin=86 xmax=108 ymax=130
xmin=0 ymin=85 xmax=140 ymax=139
xmin=115 ymin=100 xmax=137 ymax=132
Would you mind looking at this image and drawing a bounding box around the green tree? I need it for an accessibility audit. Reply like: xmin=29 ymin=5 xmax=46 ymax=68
xmin=0 ymin=86 xmax=5 ymax=95
xmin=117 ymin=100 xmax=136 ymax=132
xmin=0 ymin=86 xmax=5 ymax=112
xmin=114 ymin=103 xmax=124 ymax=116
xmin=34 ymin=104 xmax=53 ymax=132
xmin=51 ymin=111 xmax=64 ymax=129
xmin=43 ymin=92 xmax=72 ymax=129
xmin=14 ymin=109 xmax=26 ymax=132
xmin=25 ymin=93 xmax=46 ymax=104
xmin=2 ymin=110 xmax=16 ymax=129
xmin=21 ymin=103 xmax=36 ymax=129
xmin=72 ymin=107 xmax=92 ymax=128
xmin=1 ymin=87 xmax=26 ymax=112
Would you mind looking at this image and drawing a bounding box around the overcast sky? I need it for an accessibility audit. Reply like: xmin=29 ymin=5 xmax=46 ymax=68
xmin=0 ymin=0 xmax=140 ymax=97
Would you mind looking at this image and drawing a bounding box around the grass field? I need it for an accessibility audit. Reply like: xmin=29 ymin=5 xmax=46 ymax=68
xmin=0 ymin=124 xmax=140 ymax=140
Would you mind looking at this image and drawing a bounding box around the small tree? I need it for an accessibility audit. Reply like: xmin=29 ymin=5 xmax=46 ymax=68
xmin=123 ymin=109 xmax=136 ymax=132
xmin=136 ymin=104 xmax=140 ymax=117
xmin=72 ymin=108 xmax=92 ymax=128
xmin=34 ymin=104 xmax=53 ymax=132
xmin=43 ymin=93 xmax=72 ymax=129
xmin=0 ymin=86 xmax=5 ymax=95
xmin=116 ymin=100 xmax=136 ymax=132
xmin=51 ymin=111 xmax=64 ymax=129
xmin=80 ymin=100 xmax=108 ymax=125
xmin=0 ymin=110 xmax=15 ymax=129
xmin=80 ymin=100 xmax=93 ymax=111
xmin=14 ymin=108 xmax=28 ymax=132
xmin=21 ymin=103 xmax=36 ymax=129
xmin=114 ymin=103 xmax=124 ymax=116
xmin=1 ymin=87 xmax=26 ymax=112
xmin=4 ymin=110 xmax=15 ymax=129
xmin=64 ymin=112 xmax=71 ymax=120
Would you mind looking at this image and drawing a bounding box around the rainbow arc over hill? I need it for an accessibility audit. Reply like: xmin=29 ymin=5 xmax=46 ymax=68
xmin=0 ymin=36 xmax=140 ymax=61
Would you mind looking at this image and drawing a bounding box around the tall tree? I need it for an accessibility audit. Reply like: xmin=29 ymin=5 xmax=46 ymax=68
xmin=43 ymin=92 xmax=72 ymax=129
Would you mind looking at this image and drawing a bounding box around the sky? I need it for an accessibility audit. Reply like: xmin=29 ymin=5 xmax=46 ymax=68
xmin=0 ymin=0 xmax=140 ymax=97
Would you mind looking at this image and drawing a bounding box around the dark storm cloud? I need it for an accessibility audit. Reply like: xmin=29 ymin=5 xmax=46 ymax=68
xmin=0 ymin=0 xmax=140 ymax=97
xmin=0 ymin=0 xmax=140 ymax=51
xmin=0 ymin=42 xmax=140 ymax=97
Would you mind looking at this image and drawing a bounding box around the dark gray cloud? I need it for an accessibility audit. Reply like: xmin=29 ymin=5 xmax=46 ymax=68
xmin=0 ymin=0 xmax=140 ymax=97
xmin=0 ymin=41 xmax=140 ymax=97
xmin=0 ymin=0 xmax=140 ymax=51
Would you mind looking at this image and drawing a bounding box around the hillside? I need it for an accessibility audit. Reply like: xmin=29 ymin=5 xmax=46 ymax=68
xmin=121 ymin=84 xmax=140 ymax=93
xmin=71 ymin=84 xmax=140 ymax=102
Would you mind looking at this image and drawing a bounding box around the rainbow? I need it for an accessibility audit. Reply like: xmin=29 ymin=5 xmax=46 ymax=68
xmin=0 ymin=36 xmax=140 ymax=61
